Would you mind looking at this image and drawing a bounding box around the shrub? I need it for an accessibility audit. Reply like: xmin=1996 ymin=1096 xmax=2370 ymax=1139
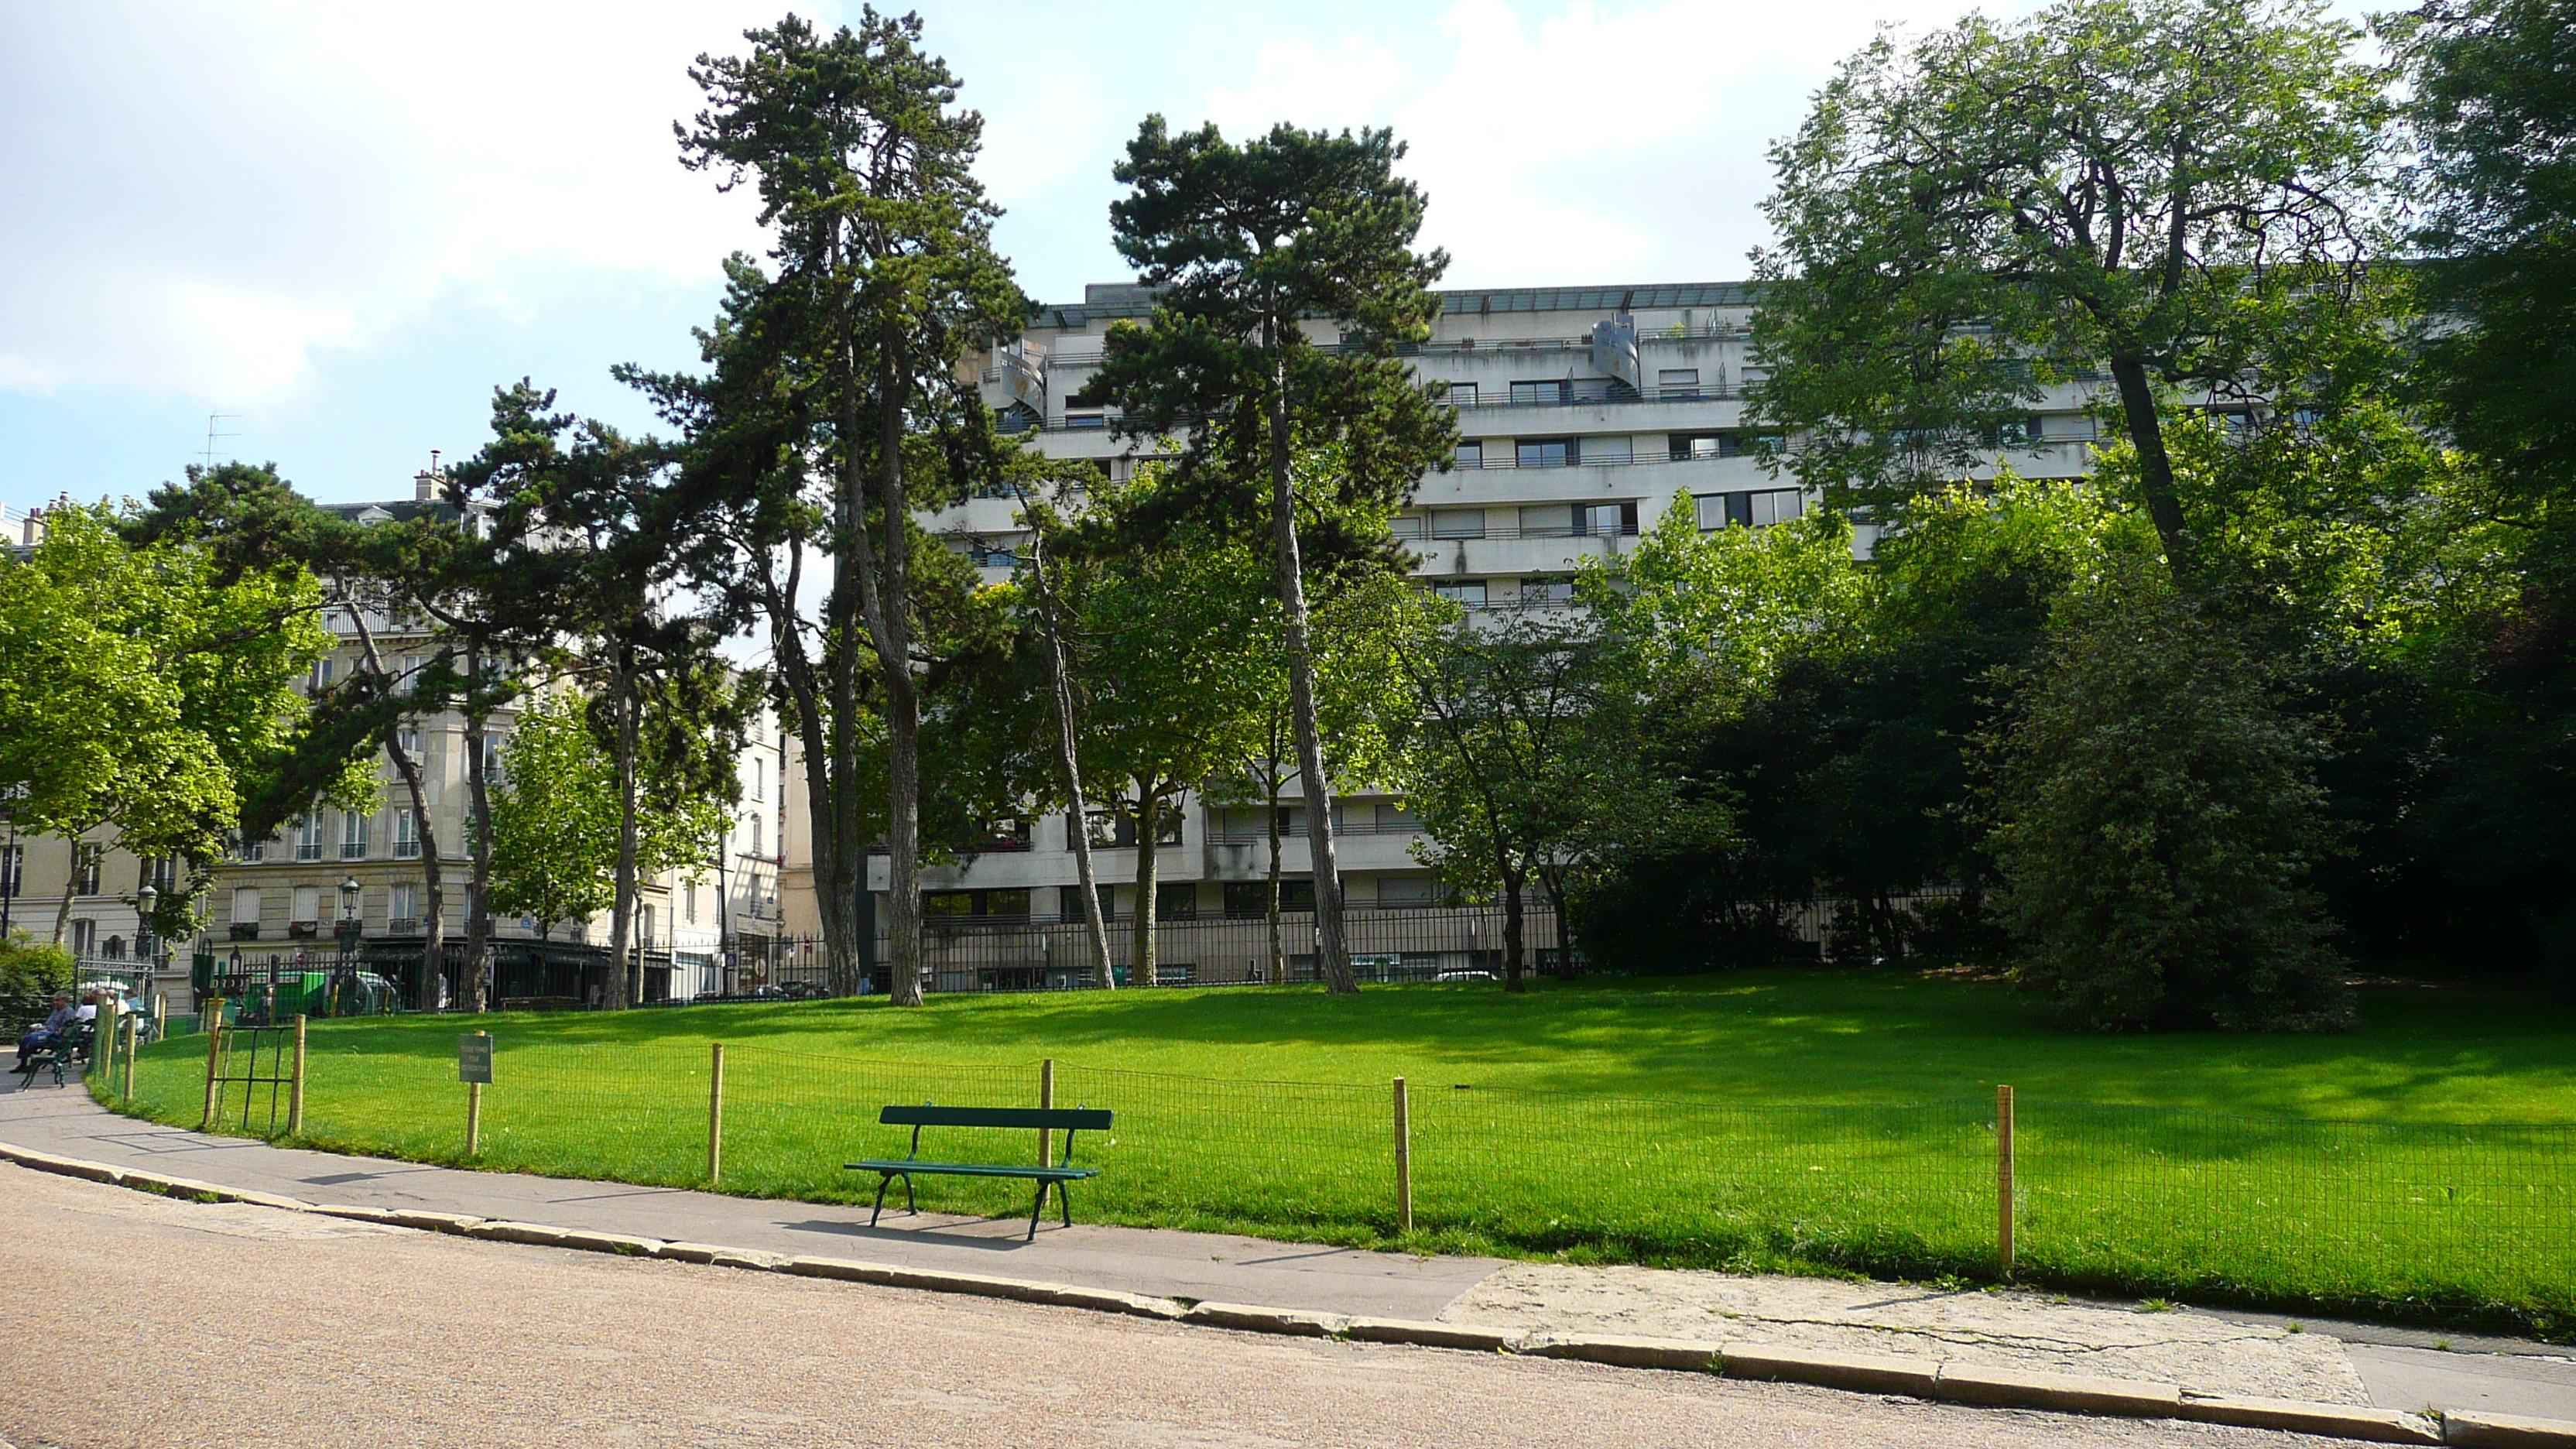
xmin=0 ymin=934 xmax=76 ymax=1032
xmin=1982 ymin=567 xmax=2351 ymax=1030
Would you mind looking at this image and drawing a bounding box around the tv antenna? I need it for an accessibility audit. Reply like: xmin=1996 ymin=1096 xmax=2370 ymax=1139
xmin=201 ymin=413 xmax=240 ymax=472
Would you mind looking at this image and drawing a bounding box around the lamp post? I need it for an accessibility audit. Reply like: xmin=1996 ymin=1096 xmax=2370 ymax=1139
xmin=135 ymin=882 xmax=159 ymax=968
xmin=336 ymin=876 xmax=362 ymax=949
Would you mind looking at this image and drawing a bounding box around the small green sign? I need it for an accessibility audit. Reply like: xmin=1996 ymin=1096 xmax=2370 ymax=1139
xmin=458 ymin=1033 xmax=493 ymax=1085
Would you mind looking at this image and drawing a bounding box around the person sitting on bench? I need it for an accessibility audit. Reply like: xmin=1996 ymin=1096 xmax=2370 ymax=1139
xmin=15 ymin=994 xmax=75 ymax=1076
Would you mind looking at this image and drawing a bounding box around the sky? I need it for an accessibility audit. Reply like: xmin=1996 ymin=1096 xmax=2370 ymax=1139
xmin=4 ymin=0 xmax=2331 ymax=510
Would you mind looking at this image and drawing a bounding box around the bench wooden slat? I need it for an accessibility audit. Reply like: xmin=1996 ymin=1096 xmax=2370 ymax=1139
xmin=845 ymin=1160 xmax=1099 ymax=1180
xmin=877 ymin=1105 xmax=1113 ymax=1131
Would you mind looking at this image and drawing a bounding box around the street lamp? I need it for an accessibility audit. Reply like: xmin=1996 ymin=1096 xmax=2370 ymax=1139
xmin=136 ymin=882 xmax=159 ymax=961
xmin=336 ymin=875 xmax=362 ymax=949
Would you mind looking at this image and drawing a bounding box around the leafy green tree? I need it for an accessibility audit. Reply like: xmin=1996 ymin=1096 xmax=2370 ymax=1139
xmin=0 ymin=500 xmax=334 ymax=944
xmin=1094 ymin=120 xmax=1454 ymax=993
xmin=486 ymin=691 xmax=618 ymax=934
xmin=488 ymin=687 xmax=741 ymax=948
xmin=1749 ymin=0 xmax=2394 ymax=579
xmin=1982 ymin=558 xmax=2352 ymax=1029
xmin=1394 ymin=605 xmax=1613 ymax=992
xmin=2387 ymin=0 xmax=2576 ymax=993
xmin=652 ymin=12 xmax=1025 ymax=1006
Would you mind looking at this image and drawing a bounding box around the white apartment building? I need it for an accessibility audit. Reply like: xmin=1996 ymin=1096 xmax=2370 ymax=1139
xmin=844 ymin=281 xmax=2103 ymax=978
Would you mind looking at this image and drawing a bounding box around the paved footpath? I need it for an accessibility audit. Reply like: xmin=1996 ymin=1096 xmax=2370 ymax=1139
xmin=5 ymin=1076 xmax=2570 ymax=1430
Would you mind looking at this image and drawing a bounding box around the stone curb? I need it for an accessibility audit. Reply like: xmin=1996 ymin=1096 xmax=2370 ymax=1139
xmin=0 ymin=1144 xmax=2551 ymax=1445
xmin=1717 ymin=1342 xmax=1944 ymax=1398
xmin=2444 ymin=1410 xmax=2576 ymax=1448
xmin=2179 ymin=1394 xmax=2445 ymax=1445
xmin=1183 ymin=1301 xmax=1351 ymax=1338
xmin=1934 ymin=1362 xmax=2184 ymax=1417
xmin=1526 ymin=1332 xmax=1721 ymax=1372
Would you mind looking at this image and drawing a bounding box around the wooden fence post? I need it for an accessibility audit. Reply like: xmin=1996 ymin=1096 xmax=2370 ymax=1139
xmin=119 ymin=1010 xmax=138 ymax=1101
xmin=1038 ymin=1058 xmax=1056 ymax=1166
xmin=1996 ymin=1083 xmax=2016 ymax=1276
xmin=1393 ymin=1075 xmax=1413 ymax=1236
xmin=199 ymin=999 xmax=224 ymax=1129
xmin=287 ymin=1015 xmax=307 ymax=1136
xmin=92 ymin=1000 xmax=116 ymax=1088
xmin=707 ymin=1043 xmax=725 ymax=1184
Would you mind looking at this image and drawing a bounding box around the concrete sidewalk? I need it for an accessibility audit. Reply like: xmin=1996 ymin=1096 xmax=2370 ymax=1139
xmin=6 ymin=1075 xmax=2570 ymax=1427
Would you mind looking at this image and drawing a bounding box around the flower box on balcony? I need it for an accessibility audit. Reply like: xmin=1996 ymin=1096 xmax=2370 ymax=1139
xmin=287 ymin=920 xmax=319 ymax=939
xmin=227 ymin=922 xmax=262 ymax=940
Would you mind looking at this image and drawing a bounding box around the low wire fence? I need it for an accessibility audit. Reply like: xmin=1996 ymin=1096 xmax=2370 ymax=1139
xmin=103 ymin=1032 xmax=2576 ymax=1335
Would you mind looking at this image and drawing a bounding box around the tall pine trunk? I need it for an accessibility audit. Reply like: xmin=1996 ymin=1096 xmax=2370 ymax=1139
xmin=1023 ymin=528 xmax=1115 ymax=989
xmin=1268 ymin=342 xmax=1353 ymax=993
xmin=346 ymin=598 xmax=443 ymax=1009
xmin=461 ymin=670 xmax=494 ymax=1013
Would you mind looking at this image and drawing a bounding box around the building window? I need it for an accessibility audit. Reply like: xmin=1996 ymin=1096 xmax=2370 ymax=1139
xmin=1697 ymin=489 xmax=1805 ymax=530
xmin=389 ymin=882 xmax=419 ymax=930
xmin=393 ymin=808 xmax=420 ymax=859
xmin=310 ymin=656 xmax=334 ymax=691
xmin=1515 ymin=437 xmax=1574 ymax=468
xmin=1445 ymin=382 xmax=1478 ymax=406
xmin=481 ymin=736 xmax=505 ymax=783
xmin=1223 ymin=879 xmax=1314 ymax=918
xmin=1377 ymin=876 xmax=1440 ymax=907
xmin=297 ymin=814 xmax=323 ymax=861
xmin=1583 ymin=435 xmax=1632 ymax=465
xmin=1656 ymin=367 xmax=1701 ymax=399
xmin=750 ymin=758 xmax=765 ymax=802
xmin=1520 ymin=577 xmax=1575 ymax=605
xmin=291 ymin=885 xmax=320 ymax=928
xmin=925 ymin=889 xmax=1029 ymax=920
xmin=0 ymin=843 xmax=18 ymax=899
xmin=747 ymin=814 xmax=764 ymax=859
xmin=341 ymin=810 xmax=371 ymax=860
xmin=70 ymin=920 xmax=95 ymax=955
xmin=1430 ymin=508 xmax=1485 ymax=540
xmin=1431 ymin=580 xmax=1487 ymax=607
xmin=1389 ymin=513 xmax=1427 ymax=540
xmin=1454 ymin=440 xmax=1483 ymax=470
xmin=1578 ymin=501 xmax=1639 ymax=536
xmin=74 ymin=845 xmax=101 ymax=897
xmin=1509 ymin=379 xmax=1570 ymax=406
xmin=1075 ymin=809 xmax=1181 ymax=848
xmin=230 ymin=888 xmax=262 ymax=925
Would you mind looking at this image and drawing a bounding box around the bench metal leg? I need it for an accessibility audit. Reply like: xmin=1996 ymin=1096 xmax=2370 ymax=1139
xmin=1059 ymin=1179 xmax=1072 ymax=1228
xmin=871 ymin=1173 xmax=892 ymax=1228
xmin=1027 ymin=1180 xmax=1048 ymax=1240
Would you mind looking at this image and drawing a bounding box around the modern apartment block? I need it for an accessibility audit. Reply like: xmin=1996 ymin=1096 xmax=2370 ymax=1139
xmin=855 ymin=280 xmax=2105 ymax=977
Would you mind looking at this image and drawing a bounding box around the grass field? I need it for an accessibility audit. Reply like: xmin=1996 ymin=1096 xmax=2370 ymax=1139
xmin=101 ymin=969 xmax=2576 ymax=1337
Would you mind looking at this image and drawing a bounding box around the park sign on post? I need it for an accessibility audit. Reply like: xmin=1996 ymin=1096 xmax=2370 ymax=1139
xmin=458 ymin=1033 xmax=494 ymax=1084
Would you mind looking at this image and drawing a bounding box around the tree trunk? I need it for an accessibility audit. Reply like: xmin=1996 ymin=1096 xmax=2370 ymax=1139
xmin=1269 ymin=348 xmax=1353 ymax=993
xmin=346 ymin=594 xmax=443 ymax=1010
xmin=1024 ymin=524 xmax=1115 ymax=989
xmin=605 ymin=653 xmax=639 ymax=1011
xmin=2106 ymin=352 xmax=2194 ymax=580
xmin=884 ymin=671 xmax=923 ymax=1007
xmin=51 ymin=839 xmax=86 ymax=946
xmin=1132 ymin=786 xmax=1162 ymax=989
xmin=1266 ymin=772 xmax=1285 ymax=985
xmin=461 ymin=649 xmax=494 ymax=1014
xmin=1501 ymin=857 xmax=1527 ymax=994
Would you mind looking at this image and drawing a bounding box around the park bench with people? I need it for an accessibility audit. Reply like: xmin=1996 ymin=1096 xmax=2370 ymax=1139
xmin=848 ymin=1104 xmax=1113 ymax=1240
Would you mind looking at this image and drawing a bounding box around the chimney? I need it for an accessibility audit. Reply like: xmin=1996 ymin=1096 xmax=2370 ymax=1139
xmin=416 ymin=449 xmax=441 ymax=502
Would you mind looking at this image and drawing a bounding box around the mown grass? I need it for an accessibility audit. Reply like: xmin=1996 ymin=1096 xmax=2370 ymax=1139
xmin=99 ymin=969 xmax=2576 ymax=1338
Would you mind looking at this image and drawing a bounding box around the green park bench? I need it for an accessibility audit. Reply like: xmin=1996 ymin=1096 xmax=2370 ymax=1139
xmin=848 ymin=1104 xmax=1114 ymax=1240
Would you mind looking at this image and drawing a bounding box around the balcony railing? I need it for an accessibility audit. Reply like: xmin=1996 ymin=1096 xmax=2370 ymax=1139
xmin=1395 ymin=517 xmax=1640 ymax=543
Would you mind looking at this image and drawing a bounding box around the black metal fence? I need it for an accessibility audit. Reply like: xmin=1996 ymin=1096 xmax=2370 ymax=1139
xmin=173 ymin=889 xmax=1976 ymax=1016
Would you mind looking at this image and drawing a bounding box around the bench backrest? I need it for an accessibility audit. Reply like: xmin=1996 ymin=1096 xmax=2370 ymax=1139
xmin=879 ymin=1105 xmax=1113 ymax=1132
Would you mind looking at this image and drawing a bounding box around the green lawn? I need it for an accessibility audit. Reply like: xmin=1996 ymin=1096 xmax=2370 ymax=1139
xmin=102 ymin=970 xmax=2576 ymax=1338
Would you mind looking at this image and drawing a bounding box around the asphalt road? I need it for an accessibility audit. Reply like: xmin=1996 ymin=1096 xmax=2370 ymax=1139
xmin=0 ymin=1166 xmax=2376 ymax=1449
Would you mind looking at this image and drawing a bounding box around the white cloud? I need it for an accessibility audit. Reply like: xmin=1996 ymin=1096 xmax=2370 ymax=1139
xmin=0 ymin=0 xmax=787 ymax=405
xmin=1203 ymin=34 xmax=1412 ymax=136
